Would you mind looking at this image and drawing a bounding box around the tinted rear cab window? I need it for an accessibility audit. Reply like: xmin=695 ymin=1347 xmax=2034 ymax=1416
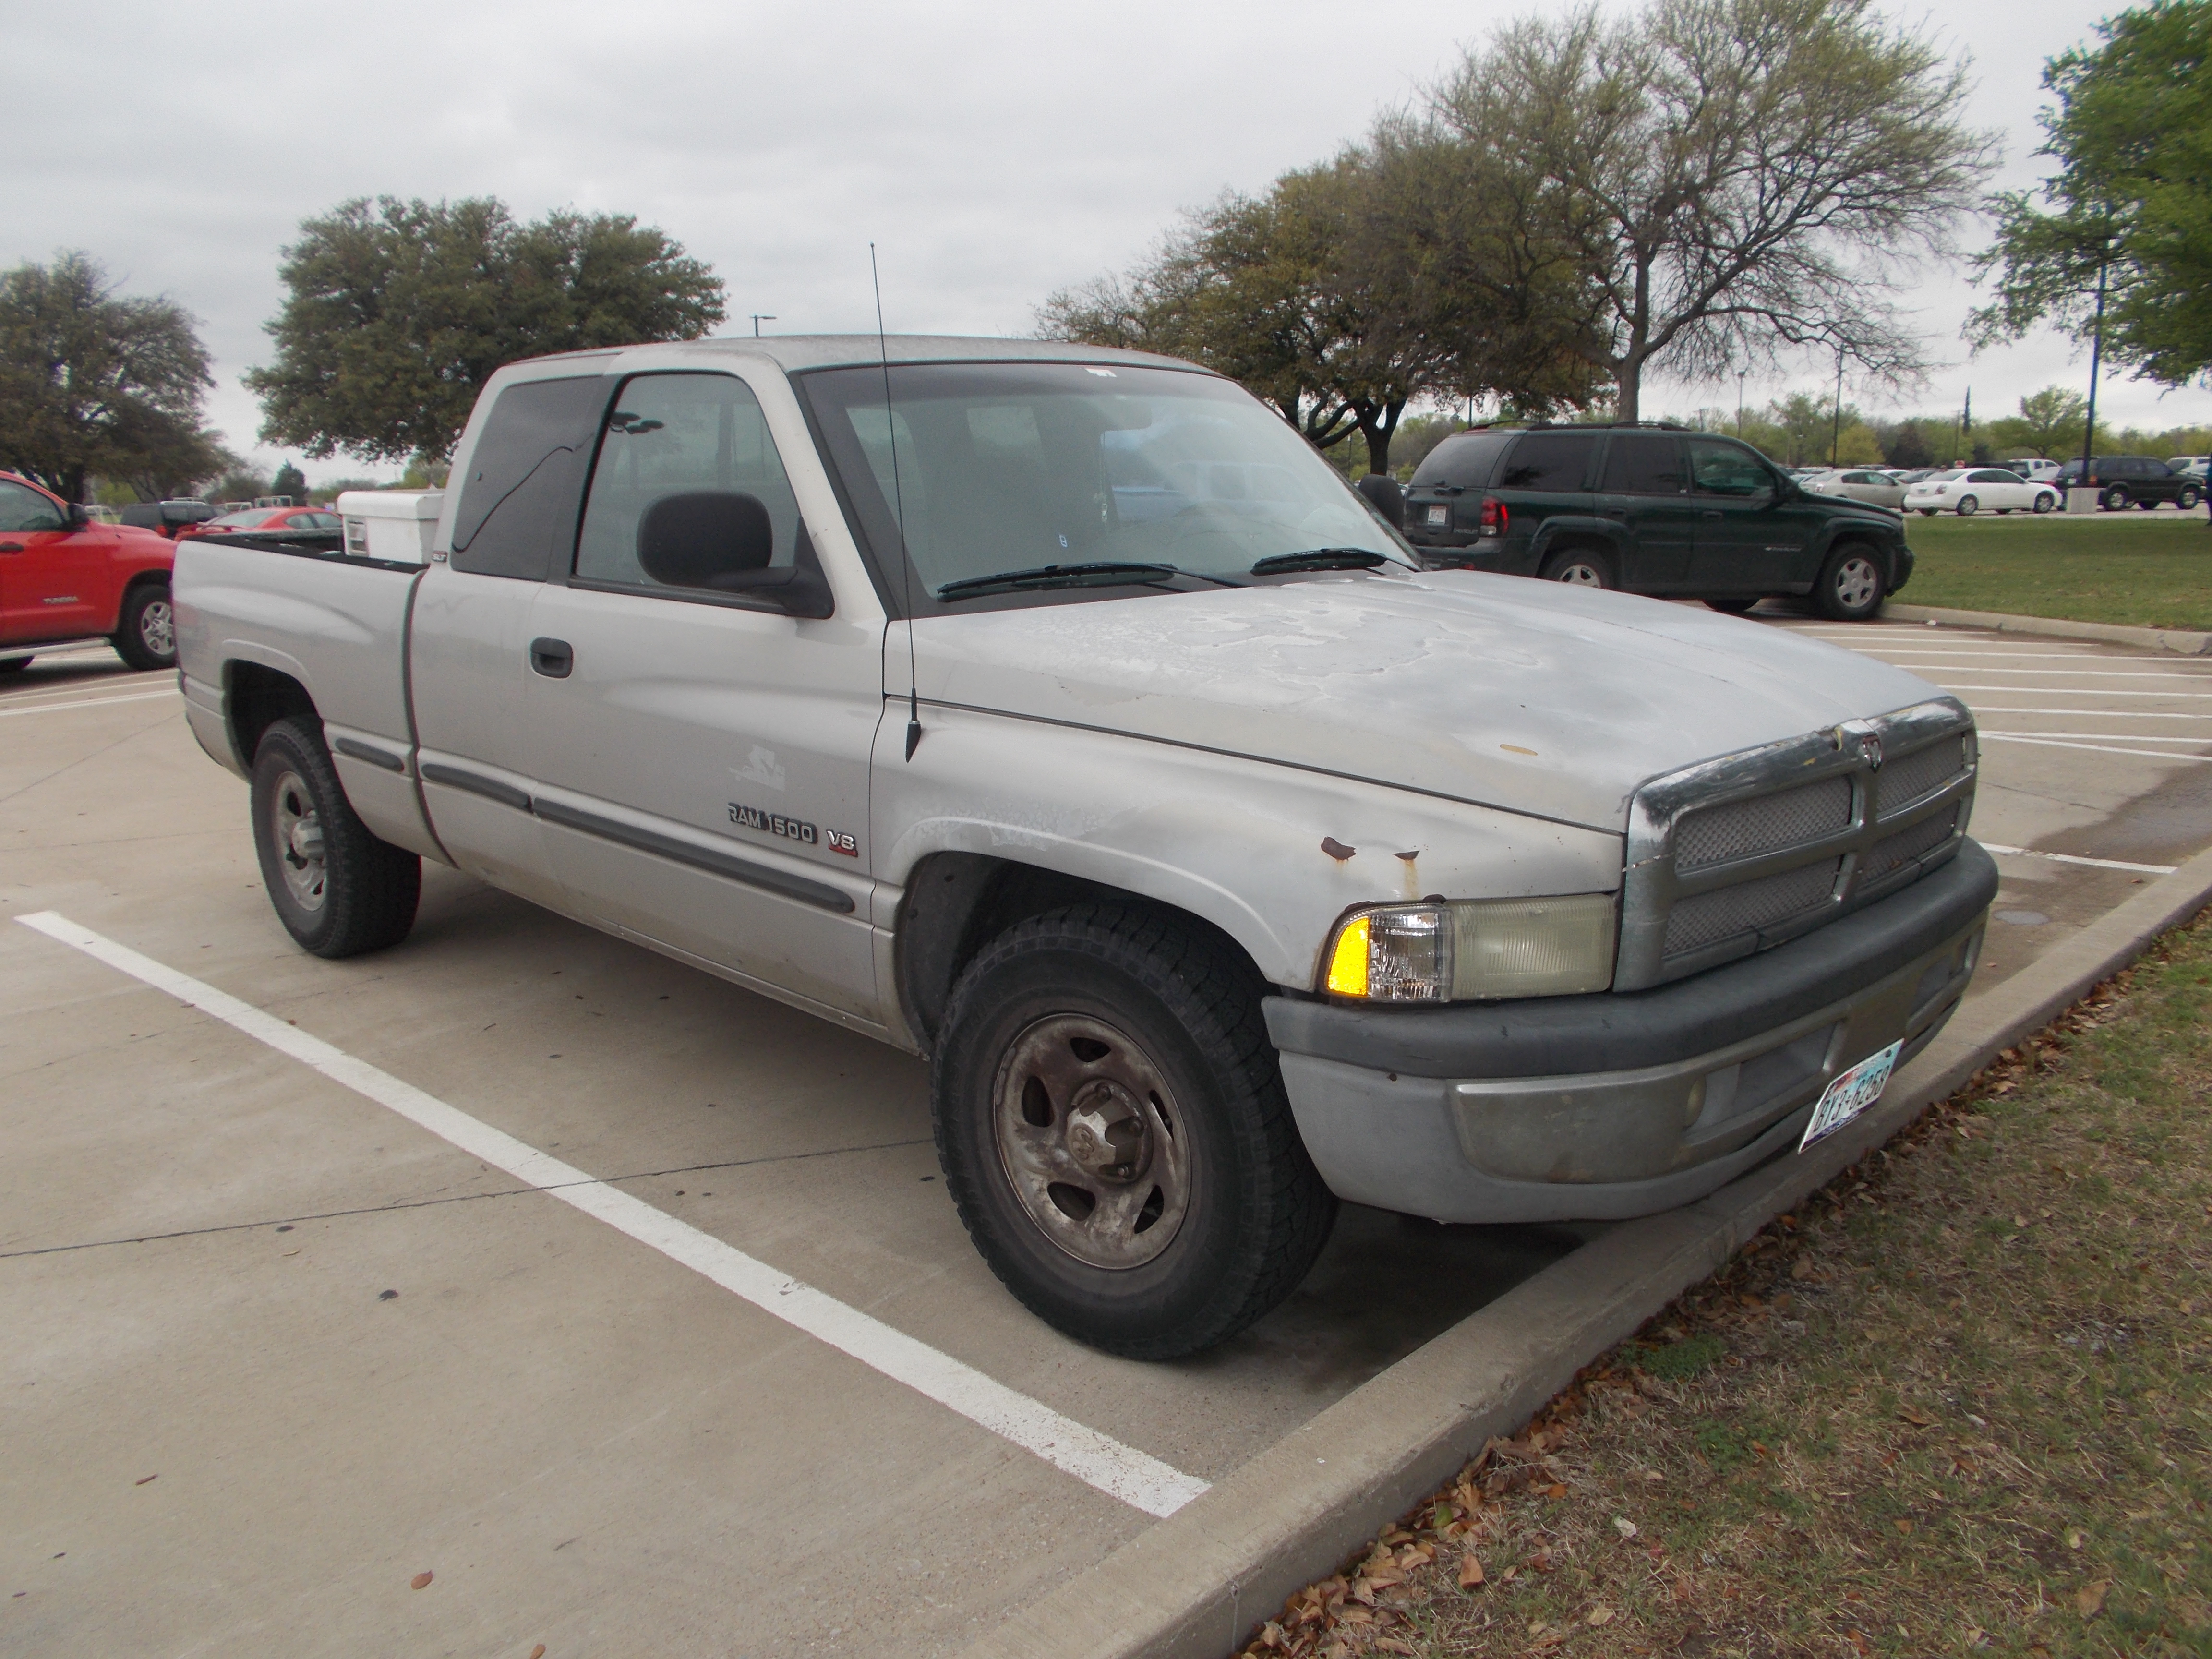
xmin=450 ymin=375 xmax=610 ymax=580
xmin=1409 ymin=432 xmax=1512 ymax=491
xmin=1497 ymin=432 xmax=1599 ymax=493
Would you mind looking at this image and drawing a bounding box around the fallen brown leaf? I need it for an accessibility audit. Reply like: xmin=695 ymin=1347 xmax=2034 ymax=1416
xmin=1459 ymin=1552 xmax=1486 ymax=1589
xmin=1895 ymin=1519 xmax=1914 ymax=1536
xmin=1899 ymin=1406 xmax=1935 ymax=1427
xmin=528 ymin=1648 xmax=546 ymax=1659
xmin=410 ymin=1571 xmax=433 ymax=1591
xmin=1588 ymin=1603 xmax=1616 ymax=1625
xmin=133 ymin=1475 xmax=157 ymax=1487
xmin=2076 ymin=1580 xmax=2111 ymax=1617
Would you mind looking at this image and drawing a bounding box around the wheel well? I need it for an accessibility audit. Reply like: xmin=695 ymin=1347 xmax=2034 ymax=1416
xmin=227 ymin=661 xmax=317 ymax=769
xmin=894 ymin=852 xmax=1262 ymax=1052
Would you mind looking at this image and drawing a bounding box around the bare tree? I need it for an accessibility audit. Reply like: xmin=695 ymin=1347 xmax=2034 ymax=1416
xmin=1431 ymin=0 xmax=1996 ymax=421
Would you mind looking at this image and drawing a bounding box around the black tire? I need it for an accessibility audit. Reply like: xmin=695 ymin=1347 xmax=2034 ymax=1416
xmin=2032 ymin=492 xmax=2055 ymax=514
xmin=932 ymin=903 xmax=1336 ymax=1359
xmin=2101 ymin=485 xmax=2131 ymax=511
xmin=112 ymin=581 xmax=176 ymax=672
xmin=1705 ymin=597 xmax=1760 ymax=614
xmin=1814 ymin=543 xmax=1886 ymax=622
xmin=1917 ymin=508 xmax=1936 ymax=517
xmin=0 ymin=657 xmax=29 ymax=675
xmin=1538 ymin=547 xmax=1614 ymax=589
xmin=1955 ymin=494 xmax=1978 ymax=516
xmin=2178 ymin=486 xmax=2201 ymax=510
xmin=250 ymin=716 xmax=420 ymax=959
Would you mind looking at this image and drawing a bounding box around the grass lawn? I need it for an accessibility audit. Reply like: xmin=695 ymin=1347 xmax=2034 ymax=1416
xmin=1243 ymin=910 xmax=2212 ymax=1659
xmin=1896 ymin=511 xmax=2212 ymax=631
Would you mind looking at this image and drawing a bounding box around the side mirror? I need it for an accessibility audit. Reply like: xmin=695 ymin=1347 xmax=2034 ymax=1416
xmin=1355 ymin=473 xmax=1407 ymax=528
xmin=635 ymin=491 xmax=834 ymax=619
xmin=67 ymin=502 xmax=92 ymax=529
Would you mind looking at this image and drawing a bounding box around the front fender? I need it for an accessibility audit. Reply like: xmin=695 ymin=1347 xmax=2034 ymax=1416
xmin=871 ymin=705 xmax=1625 ymax=990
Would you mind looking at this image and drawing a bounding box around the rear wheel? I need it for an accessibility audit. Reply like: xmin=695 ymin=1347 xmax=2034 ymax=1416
xmin=932 ymin=903 xmax=1336 ymax=1358
xmin=0 ymin=657 xmax=29 ymax=675
xmin=1955 ymin=494 xmax=1979 ymax=516
xmin=1815 ymin=544 xmax=1886 ymax=622
xmin=251 ymin=716 xmax=420 ymax=959
xmin=2101 ymin=484 xmax=2132 ymax=511
xmin=1539 ymin=548 xmax=1614 ymax=589
xmin=112 ymin=582 xmax=176 ymax=671
xmin=1704 ymin=597 xmax=1760 ymax=614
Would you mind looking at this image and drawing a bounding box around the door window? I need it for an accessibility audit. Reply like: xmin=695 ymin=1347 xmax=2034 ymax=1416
xmin=1687 ymin=439 xmax=1775 ymax=497
xmin=0 ymin=481 xmax=66 ymax=532
xmin=450 ymin=375 xmax=609 ymax=580
xmin=1497 ymin=432 xmax=1599 ymax=492
xmin=575 ymin=373 xmax=803 ymax=595
xmin=1599 ymin=434 xmax=1686 ymax=493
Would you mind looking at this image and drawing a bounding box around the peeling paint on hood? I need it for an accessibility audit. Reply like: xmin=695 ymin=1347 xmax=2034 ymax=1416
xmin=910 ymin=571 xmax=1948 ymax=833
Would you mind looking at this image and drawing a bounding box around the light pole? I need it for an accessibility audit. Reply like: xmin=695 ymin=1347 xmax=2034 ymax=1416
xmin=1829 ymin=345 xmax=1846 ymax=467
xmin=750 ymin=314 xmax=777 ymax=337
xmin=1736 ymin=371 xmax=1747 ymax=438
xmin=2078 ymin=257 xmax=2108 ymax=493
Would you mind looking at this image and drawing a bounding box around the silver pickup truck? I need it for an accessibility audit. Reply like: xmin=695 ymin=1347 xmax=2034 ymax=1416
xmin=175 ymin=337 xmax=1994 ymax=1358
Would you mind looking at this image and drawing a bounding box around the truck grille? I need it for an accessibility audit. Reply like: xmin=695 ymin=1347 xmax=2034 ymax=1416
xmin=1617 ymin=701 xmax=1977 ymax=991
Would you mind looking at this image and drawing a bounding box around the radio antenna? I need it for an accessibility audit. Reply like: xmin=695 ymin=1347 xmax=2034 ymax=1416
xmin=872 ymin=243 xmax=922 ymax=761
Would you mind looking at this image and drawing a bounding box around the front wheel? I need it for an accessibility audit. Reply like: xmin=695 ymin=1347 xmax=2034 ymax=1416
xmin=2032 ymin=492 xmax=2056 ymax=514
xmin=2178 ymin=486 xmax=2201 ymax=510
xmin=251 ymin=717 xmax=421 ymax=959
xmin=932 ymin=904 xmax=1336 ymax=1359
xmin=1815 ymin=544 xmax=1886 ymax=622
xmin=1539 ymin=548 xmax=1614 ymax=589
xmin=112 ymin=582 xmax=176 ymax=671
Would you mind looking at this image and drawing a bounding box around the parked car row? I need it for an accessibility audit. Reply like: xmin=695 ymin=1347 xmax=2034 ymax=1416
xmin=0 ymin=472 xmax=180 ymax=673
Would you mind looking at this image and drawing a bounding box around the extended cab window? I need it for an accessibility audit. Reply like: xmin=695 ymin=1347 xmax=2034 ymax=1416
xmin=1496 ymin=432 xmax=1598 ymax=491
xmin=450 ymin=375 xmax=609 ymax=580
xmin=574 ymin=373 xmax=803 ymax=594
xmin=1599 ymin=433 xmax=1685 ymax=494
xmin=1688 ymin=438 xmax=1775 ymax=497
xmin=0 ymin=481 xmax=66 ymax=532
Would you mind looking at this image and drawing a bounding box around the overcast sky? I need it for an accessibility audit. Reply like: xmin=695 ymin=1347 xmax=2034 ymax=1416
xmin=8 ymin=0 xmax=2208 ymax=482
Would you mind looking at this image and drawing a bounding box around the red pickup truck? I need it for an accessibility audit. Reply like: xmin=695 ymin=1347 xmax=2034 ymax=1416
xmin=0 ymin=471 xmax=180 ymax=673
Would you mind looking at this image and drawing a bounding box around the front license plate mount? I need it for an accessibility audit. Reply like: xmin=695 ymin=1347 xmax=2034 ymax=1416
xmin=1798 ymin=1039 xmax=1904 ymax=1153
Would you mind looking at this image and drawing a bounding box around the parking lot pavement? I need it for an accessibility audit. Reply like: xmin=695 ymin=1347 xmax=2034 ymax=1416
xmin=1760 ymin=617 xmax=2212 ymax=991
xmin=7 ymin=620 xmax=2208 ymax=1659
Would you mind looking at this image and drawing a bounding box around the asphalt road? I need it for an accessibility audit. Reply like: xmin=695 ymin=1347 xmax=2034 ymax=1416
xmin=3 ymin=618 xmax=2208 ymax=1659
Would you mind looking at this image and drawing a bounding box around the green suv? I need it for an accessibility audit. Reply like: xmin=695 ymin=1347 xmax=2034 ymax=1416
xmin=1400 ymin=423 xmax=1914 ymax=622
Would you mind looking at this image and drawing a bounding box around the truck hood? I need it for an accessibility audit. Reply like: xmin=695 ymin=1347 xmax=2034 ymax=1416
xmin=910 ymin=571 xmax=1948 ymax=832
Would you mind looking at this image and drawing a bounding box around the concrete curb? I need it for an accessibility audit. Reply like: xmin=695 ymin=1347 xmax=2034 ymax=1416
xmin=958 ymin=842 xmax=2212 ymax=1659
xmin=1876 ymin=600 xmax=2212 ymax=657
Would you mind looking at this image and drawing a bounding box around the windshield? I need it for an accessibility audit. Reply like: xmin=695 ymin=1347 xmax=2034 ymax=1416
xmin=796 ymin=361 xmax=1414 ymax=613
xmin=208 ymin=508 xmax=287 ymax=528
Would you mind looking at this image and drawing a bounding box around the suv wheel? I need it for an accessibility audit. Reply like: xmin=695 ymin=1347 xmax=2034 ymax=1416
xmin=1539 ymin=548 xmax=1614 ymax=589
xmin=251 ymin=717 xmax=421 ymax=958
xmin=932 ymin=903 xmax=1336 ymax=1358
xmin=1954 ymin=494 xmax=1979 ymax=516
xmin=2179 ymin=485 xmax=2201 ymax=510
xmin=1815 ymin=544 xmax=1885 ymax=622
xmin=113 ymin=582 xmax=176 ymax=671
xmin=2101 ymin=484 xmax=2132 ymax=511
xmin=1705 ymin=597 xmax=1760 ymax=614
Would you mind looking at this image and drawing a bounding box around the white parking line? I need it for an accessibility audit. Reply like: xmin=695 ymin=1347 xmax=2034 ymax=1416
xmin=0 ymin=689 xmax=178 ymax=719
xmin=1905 ymin=668 xmax=2212 ymax=679
xmin=1977 ymin=731 xmax=2212 ymax=744
xmin=1859 ymin=650 xmax=2175 ymax=661
xmin=1980 ymin=734 xmax=2212 ymax=763
xmin=1979 ymin=842 xmax=2178 ymax=875
xmin=1941 ymin=685 xmax=2212 ymax=698
xmin=1968 ymin=708 xmax=2212 ymax=720
xmin=12 ymin=911 xmax=1212 ymax=1520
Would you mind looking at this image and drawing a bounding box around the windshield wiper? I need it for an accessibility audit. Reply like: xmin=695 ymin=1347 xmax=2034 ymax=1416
xmin=933 ymin=561 xmax=1185 ymax=602
xmin=1249 ymin=548 xmax=1392 ymax=576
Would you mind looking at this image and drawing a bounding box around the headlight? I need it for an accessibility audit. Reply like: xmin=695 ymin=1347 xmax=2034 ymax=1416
xmin=1322 ymin=894 xmax=1619 ymax=1002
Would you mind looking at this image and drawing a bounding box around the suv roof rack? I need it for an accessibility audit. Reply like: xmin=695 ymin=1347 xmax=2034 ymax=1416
xmin=1459 ymin=419 xmax=1689 ymax=433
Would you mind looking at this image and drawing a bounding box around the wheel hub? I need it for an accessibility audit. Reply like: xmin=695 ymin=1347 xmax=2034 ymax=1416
xmin=270 ymin=769 xmax=328 ymax=912
xmin=141 ymin=599 xmax=174 ymax=658
xmin=991 ymin=1012 xmax=1190 ymax=1270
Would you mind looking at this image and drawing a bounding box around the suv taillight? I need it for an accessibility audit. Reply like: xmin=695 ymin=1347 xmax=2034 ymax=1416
xmin=1478 ymin=496 xmax=1507 ymax=538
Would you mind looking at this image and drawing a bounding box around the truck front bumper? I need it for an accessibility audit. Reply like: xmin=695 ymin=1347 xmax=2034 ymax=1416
xmin=1263 ymin=841 xmax=1996 ymax=1225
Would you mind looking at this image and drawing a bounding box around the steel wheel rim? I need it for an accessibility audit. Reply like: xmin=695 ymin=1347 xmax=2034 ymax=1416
xmin=1554 ymin=561 xmax=1604 ymax=587
xmin=991 ymin=1011 xmax=1190 ymax=1270
xmin=2033 ymin=493 xmax=2054 ymax=513
xmin=1834 ymin=556 xmax=1880 ymax=611
xmin=140 ymin=597 xmax=174 ymax=658
xmin=269 ymin=768 xmax=328 ymax=912
xmin=1956 ymin=496 xmax=1977 ymax=516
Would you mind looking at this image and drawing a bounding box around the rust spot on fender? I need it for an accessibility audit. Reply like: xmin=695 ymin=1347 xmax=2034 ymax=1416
xmin=1321 ymin=837 xmax=1357 ymax=861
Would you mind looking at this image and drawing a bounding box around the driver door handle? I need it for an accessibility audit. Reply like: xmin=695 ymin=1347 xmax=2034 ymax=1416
xmin=1701 ymin=510 xmax=1723 ymax=521
xmin=529 ymin=637 xmax=573 ymax=678
xmin=0 ymin=542 xmax=24 ymax=553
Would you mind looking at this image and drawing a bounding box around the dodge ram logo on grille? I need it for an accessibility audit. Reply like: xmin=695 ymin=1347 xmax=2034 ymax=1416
xmin=1857 ymin=733 xmax=1885 ymax=771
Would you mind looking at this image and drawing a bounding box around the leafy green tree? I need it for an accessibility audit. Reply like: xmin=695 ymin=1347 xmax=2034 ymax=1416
xmin=1431 ymin=0 xmax=1996 ymax=421
xmin=247 ymin=197 xmax=727 ymax=465
xmin=1972 ymin=1 xmax=2212 ymax=391
xmin=270 ymin=460 xmax=307 ymax=501
xmin=213 ymin=470 xmax=272 ymax=503
xmin=0 ymin=252 xmax=223 ymax=502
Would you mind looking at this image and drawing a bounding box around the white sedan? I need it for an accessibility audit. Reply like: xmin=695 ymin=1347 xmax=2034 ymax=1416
xmin=1902 ymin=468 xmax=2060 ymax=517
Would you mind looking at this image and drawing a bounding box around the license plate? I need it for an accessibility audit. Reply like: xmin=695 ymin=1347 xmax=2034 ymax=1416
xmin=1426 ymin=505 xmax=1450 ymax=526
xmin=1799 ymin=1039 xmax=1903 ymax=1152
